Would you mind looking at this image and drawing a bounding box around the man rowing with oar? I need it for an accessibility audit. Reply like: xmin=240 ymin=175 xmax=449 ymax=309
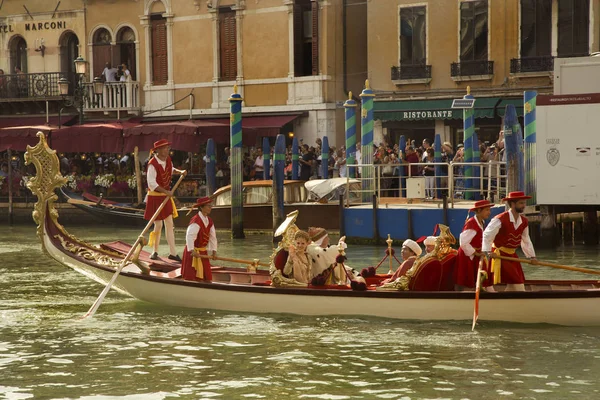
xmin=145 ymin=139 xmax=187 ymax=261
xmin=482 ymin=191 xmax=538 ymax=291
xmin=455 ymin=200 xmax=493 ymax=290
xmin=181 ymin=197 xmax=218 ymax=282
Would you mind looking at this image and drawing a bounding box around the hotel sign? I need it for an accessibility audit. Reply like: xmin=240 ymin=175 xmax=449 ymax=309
xmin=0 ymin=21 xmax=68 ymax=34
xmin=25 ymin=21 xmax=68 ymax=31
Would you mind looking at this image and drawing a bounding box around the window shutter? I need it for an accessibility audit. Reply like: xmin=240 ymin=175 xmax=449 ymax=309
xmin=311 ymin=0 xmax=319 ymax=75
xmin=151 ymin=18 xmax=168 ymax=85
xmin=219 ymin=9 xmax=237 ymax=81
xmin=293 ymin=4 xmax=304 ymax=76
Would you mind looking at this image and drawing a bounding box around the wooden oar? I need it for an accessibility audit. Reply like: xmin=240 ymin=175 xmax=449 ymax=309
xmin=199 ymin=254 xmax=270 ymax=267
xmin=67 ymin=198 xmax=144 ymax=213
xmin=476 ymin=253 xmax=600 ymax=276
xmin=83 ymin=173 xmax=186 ymax=319
xmin=472 ymin=255 xmax=487 ymax=331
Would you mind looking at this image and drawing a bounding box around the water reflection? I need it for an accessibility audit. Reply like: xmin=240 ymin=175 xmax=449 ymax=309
xmin=0 ymin=225 xmax=600 ymax=398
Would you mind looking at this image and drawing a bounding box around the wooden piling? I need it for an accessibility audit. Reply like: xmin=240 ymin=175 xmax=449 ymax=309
xmin=272 ymin=134 xmax=286 ymax=239
xmin=583 ymin=207 xmax=599 ymax=246
xmin=134 ymin=146 xmax=143 ymax=205
xmin=339 ymin=193 xmax=346 ymax=238
xmin=7 ymin=149 xmax=14 ymax=226
xmin=538 ymin=205 xmax=558 ymax=248
xmin=372 ymin=194 xmax=379 ymax=243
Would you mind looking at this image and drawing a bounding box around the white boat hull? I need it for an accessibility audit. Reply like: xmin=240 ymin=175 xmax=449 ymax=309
xmin=43 ymin=224 xmax=600 ymax=326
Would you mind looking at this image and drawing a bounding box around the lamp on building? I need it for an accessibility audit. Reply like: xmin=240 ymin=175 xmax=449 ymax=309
xmin=74 ymin=56 xmax=87 ymax=75
xmin=58 ymin=56 xmax=102 ymax=125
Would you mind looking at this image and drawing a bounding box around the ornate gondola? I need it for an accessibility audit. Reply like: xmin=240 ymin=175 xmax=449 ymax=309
xmin=25 ymin=133 xmax=600 ymax=326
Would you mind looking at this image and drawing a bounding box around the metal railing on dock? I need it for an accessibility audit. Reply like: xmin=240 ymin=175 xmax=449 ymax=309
xmin=343 ymin=161 xmax=507 ymax=207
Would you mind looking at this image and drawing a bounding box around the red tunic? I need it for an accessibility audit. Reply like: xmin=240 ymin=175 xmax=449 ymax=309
xmin=144 ymin=156 xmax=174 ymax=221
xmin=455 ymin=217 xmax=484 ymax=288
xmin=490 ymin=211 xmax=528 ymax=284
xmin=181 ymin=214 xmax=214 ymax=281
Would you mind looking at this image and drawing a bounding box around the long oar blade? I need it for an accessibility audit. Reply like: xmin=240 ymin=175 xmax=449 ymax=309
xmin=82 ymin=174 xmax=186 ymax=319
xmin=472 ymin=256 xmax=485 ymax=331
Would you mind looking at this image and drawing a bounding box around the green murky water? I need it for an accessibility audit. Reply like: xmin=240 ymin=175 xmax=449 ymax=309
xmin=1 ymin=224 xmax=600 ymax=399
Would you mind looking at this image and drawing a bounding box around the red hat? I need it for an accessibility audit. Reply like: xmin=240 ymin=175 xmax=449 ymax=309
xmin=152 ymin=139 xmax=171 ymax=151
xmin=193 ymin=197 xmax=213 ymax=208
xmin=469 ymin=200 xmax=493 ymax=212
xmin=502 ymin=191 xmax=531 ymax=202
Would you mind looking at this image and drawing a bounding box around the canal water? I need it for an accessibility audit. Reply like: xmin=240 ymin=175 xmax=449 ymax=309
xmin=1 ymin=224 xmax=600 ymax=399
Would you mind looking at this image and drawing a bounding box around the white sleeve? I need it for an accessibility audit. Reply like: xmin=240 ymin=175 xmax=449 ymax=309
xmin=208 ymin=225 xmax=218 ymax=253
xmin=521 ymin=226 xmax=536 ymax=258
xmin=185 ymin=223 xmax=200 ymax=251
xmin=459 ymin=229 xmax=477 ymax=258
xmin=482 ymin=218 xmax=502 ymax=252
xmin=147 ymin=164 xmax=158 ymax=191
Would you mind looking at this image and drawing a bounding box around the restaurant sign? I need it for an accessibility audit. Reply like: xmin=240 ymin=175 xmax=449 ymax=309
xmin=402 ymin=110 xmax=455 ymax=120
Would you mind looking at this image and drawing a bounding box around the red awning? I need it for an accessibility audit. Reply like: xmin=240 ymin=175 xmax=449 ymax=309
xmin=0 ymin=115 xmax=76 ymax=129
xmin=123 ymin=121 xmax=199 ymax=152
xmin=206 ymin=114 xmax=300 ymax=144
xmin=51 ymin=123 xmax=127 ymax=153
xmin=194 ymin=120 xmax=231 ymax=145
xmin=0 ymin=125 xmax=54 ymax=151
xmin=123 ymin=120 xmax=231 ymax=151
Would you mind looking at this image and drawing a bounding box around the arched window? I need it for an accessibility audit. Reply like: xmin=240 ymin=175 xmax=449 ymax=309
xmin=116 ymin=27 xmax=137 ymax=80
xmin=9 ymin=36 xmax=28 ymax=73
xmin=60 ymin=32 xmax=80 ymax=94
xmin=92 ymin=28 xmax=113 ymax=78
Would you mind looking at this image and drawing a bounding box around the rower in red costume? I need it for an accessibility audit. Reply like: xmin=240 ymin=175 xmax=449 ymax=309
xmin=454 ymin=200 xmax=493 ymax=290
xmin=145 ymin=139 xmax=187 ymax=261
xmin=482 ymin=191 xmax=538 ymax=291
xmin=181 ymin=197 xmax=218 ymax=281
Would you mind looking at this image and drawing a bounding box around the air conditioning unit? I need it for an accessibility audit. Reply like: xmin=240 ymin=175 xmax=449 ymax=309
xmin=406 ymin=177 xmax=425 ymax=199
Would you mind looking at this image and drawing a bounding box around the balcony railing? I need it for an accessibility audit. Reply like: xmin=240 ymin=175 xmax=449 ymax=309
xmin=510 ymin=56 xmax=554 ymax=73
xmin=0 ymin=72 xmax=73 ymax=100
xmin=83 ymin=81 xmax=141 ymax=112
xmin=450 ymin=60 xmax=494 ymax=77
xmin=391 ymin=65 xmax=432 ymax=81
xmin=557 ymin=52 xmax=590 ymax=58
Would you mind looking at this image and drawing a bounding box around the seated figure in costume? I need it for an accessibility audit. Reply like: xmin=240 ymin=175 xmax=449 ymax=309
xmin=482 ymin=191 xmax=537 ymax=292
xmin=306 ymin=227 xmax=360 ymax=285
xmin=283 ymin=230 xmax=312 ymax=284
xmin=423 ymin=236 xmax=437 ymax=254
xmin=454 ymin=200 xmax=493 ymax=290
xmin=380 ymin=239 xmax=422 ymax=285
xmin=380 ymin=225 xmax=457 ymax=291
xmin=181 ymin=197 xmax=217 ymax=281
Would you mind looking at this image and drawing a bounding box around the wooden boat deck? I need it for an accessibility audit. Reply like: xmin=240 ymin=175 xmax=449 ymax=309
xmin=100 ymin=240 xmax=600 ymax=291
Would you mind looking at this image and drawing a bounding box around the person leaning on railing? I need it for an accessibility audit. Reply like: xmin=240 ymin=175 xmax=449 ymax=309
xmin=423 ymin=148 xmax=435 ymax=199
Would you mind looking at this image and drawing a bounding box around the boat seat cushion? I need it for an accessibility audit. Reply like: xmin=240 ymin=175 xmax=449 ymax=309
xmin=273 ymin=249 xmax=289 ymax=271
xmin=439 ymin=253 xmax=458 ymax=291
xmin=410 ymin=259 xmax=444 ymax=291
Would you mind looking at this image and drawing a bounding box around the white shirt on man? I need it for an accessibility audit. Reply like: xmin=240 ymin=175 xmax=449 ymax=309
xmin=146 ymin=156 xmax=175 ymax=191
xmin=459 ymin=217 xmax=484 ymax=260
xmin=254 ymin=155 xmax=264 ymax=172
xmin=102 ymin=67 xmax=117 ymax=82
xmin=185 ymin=212 xmax=218 ymax=252
xmin=481 ymin=212 xmax=535 ymax=258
